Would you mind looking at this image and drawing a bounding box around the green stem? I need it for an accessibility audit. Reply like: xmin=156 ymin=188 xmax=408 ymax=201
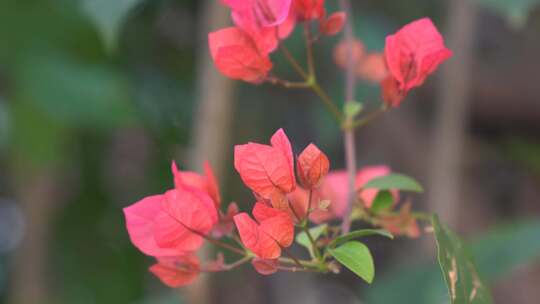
xmin=304 ymin=190 xmax=322 ymax=260
xmin=304 ymin=23 xmax=316 ymax=79
xmin=280 ymin=45 xmax=308 ymax=79
xmin=310 ymin=82 xmax=344 ymax=122
xmin=348 ymin=106 xmax=388 ymax=130
xmin=278 ymin=41 xmax=343 ymax=124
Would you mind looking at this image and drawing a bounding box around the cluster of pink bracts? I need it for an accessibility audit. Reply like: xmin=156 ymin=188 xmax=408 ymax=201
xmin=209 ymin=0 xmax=346 ymax=83
xmin=125 ymin=0 xmax=454 ymax=289
xmin=124 ymin=129 xmax=418 ymax=287
xmin=209 ymin=0 xmax=452 ymax=107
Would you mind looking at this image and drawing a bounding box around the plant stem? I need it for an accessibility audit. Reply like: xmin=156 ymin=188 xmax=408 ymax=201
xmin=310 ymin=82 xmax=344 ymax=122
xmin=200 ymin=235 xmax=246 ymax=256
xmin=278 ymin=265 xmax=320 ymax=273
xmin=222 ymin=256 xmax=251 ymax=271
xmin=278 ymin=40 xmax=343 ymax=123
xmin=280 ymin=246 xmax=304 ymax=269
xmin=171 ymin=216 xmax=246 ymax=256
xmin=304 ymin=23 xmax=316 ymax=78
xmin=304 ymin=190 xmax=322 ymax=260
xmin=280 ymin=45 xmax=308 ymax=79
xmin=339 ymin=0 xmax=358 ymax=235
xmin=349 ymin=106 xmax=388 ymax=129
xmin=267 ymin=77 xmax=311 ymax=88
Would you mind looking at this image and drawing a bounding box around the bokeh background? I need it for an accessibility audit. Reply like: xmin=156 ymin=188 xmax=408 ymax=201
xmin=1 ymin=0 xmax=540 ymax=303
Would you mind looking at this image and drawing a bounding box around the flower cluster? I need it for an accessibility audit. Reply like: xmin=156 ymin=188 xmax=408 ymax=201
xmin=124 ymin=0 xmax=453 ymax=289
xmin=334 ymin=18 xmax=452 ymax=108
xmin=124 ymin=129 xmax=422 ymax=285
xmin=209 ymin=0 xmax=346 ymax=83
xmin=123 ymin=162 xmax=234 ymax=287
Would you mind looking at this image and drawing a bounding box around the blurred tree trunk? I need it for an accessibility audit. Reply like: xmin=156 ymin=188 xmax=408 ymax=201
xmin=184 ymin=1 xmax=236 ymax=304
xmin=8 ymin=171 xmax=62 ymax=304
xmin=427 ymin=0 xmax=477 ymax=229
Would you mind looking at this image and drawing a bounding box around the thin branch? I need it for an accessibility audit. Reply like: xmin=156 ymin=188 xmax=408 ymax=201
xmin=278 ymin=265 xmax=320 ymax=273
xmin=267 ymin=77 xmax=311 ymax=88
xmin=280 ymin=45 xmax=309 ymax=79
xmin=311 ymin=83 xmax=344 ymax=122
xmin=304 ymin=23 xmax=316 ymax=78
xmin=304 ymin=190 xmax=322 ymax=260
xmin=349 ymin=106 xmax=388 ymax=130
xmin=339 ymin=0 xmax=359 ymax=234
xmin=221 ymin=256 xmax=252 ymax=271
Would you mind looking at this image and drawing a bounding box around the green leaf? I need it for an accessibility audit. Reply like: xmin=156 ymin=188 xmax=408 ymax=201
xmin=329 ymin=229 xmax=393 ymax=248
xmin=432 ymin=215 xmax=493 ymax=304
xmin=296 ymin=224 xmax=327 ymax=257
xmin=370 ymin=190 xmax=394 ymax=214
xmin=82 ymin=0 xmax=143 ymax=52
xmin=476 ymin=0 xmax=540 ymax=28
xmin=13 ymin=52 xmax=135 ymax=129
xmin=365 ymin=219 xmax=540 ymax=304
xmin=363 ymin=173 xmax=424 ymax=193
xmin=344 ymin=101 xmax=363 ymax=118
xmin=328 ymin=241 xmax=375 ymax=283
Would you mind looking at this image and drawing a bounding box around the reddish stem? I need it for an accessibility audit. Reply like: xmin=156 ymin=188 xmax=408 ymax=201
xmin=339 ymin=0 xmax=358 ymax=234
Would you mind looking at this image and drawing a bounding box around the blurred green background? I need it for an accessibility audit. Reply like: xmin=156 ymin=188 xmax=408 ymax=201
xmin=0 ymin=0 xmax=540 ymax=303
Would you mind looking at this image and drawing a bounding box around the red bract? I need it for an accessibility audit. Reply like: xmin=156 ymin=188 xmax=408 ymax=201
xmin=149 ymin=255 xmax=200 ymax=288
xmin=379 ymin=202 xmax=420 ymax=238
xmin=294 ymin=0 xmax=325 ymax=21
xmin=308 ymin=171 xmax=349 ymax=223
xmin=209 ymin=27 xmax=273 ymax=83
xmin=124 ymin=194 xmax=180 ymax=257
xmin=308 ymin=166 xmax=398 ymax=222
xmin=234 ymin=129 xmax=296 ymax=202
xmin=334 ymin=39 xmax=366 ymax=70
xmin=233 ymin=202 xmax=294 ymax=259
xmin=320 ymin=12 xmax=346 ymax=36
xmin=172 ymin=161 xmax=221 ymax=208
xmin=356 ymin=165 xmax=398 ymax=208
xmin=297 ymin=143 xmax=330 ymax=188
xmin=251 ymin=258 xmax=279 ymax=275
xmin=154 ymin=186 xmax=218 ymax=252
xmin=212 ymin=202 xmax=240 ymax=238
xmin=223 ymin=0 xmax=293 ymax=27
xmin=124 ymin=164 xmax=218 ymax=257
xmin=383 ymin=17 xmax=452 ymax=106
xmin=356 ymin=53 xmax=388 ymax=83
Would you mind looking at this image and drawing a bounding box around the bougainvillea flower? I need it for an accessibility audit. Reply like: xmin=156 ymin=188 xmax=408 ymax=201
xmin=379 ymin=202 xmax=420 ymax=238
xmin=356 ymin=53 xmax=388 ymax=83
xmin=251 ymin=258 xmax=279 ymax=275
xmin=307 ymin=166 xmax=398 ymax=222
xmin=234 ymin=129 xmax=296 ymax=202
xmin=277 ymin=7 xmax=297 ymax=39
xmin=124 ymin=194 xmax=182 ymax=257
xmin=222 ymin=0 xmax=293 ymax=27
xmin=297 ymin=143 xmax=330 ymax=189
xmin=381 ymin=75 xmax=405 ymax=107
xmin=149 ymin=255 xmax=200 ymax=288
xmin=334 ymin=39 xmax=366 ymax=70
xmin=229 ymin=10 xmax=282 ymax=53
xmin=124 ymin=170 xmax=218 ymax=257
xmin=320 ymin=12 xmax=346 ymax=36
xmin=308 ymin=170 xmax=349 ymax=223
xmin=172 ymin=161 xmax=221 ymax=208
xmin=234 ymin=202 xmax=294 ymax=259
xmin=356 ymin=165 xmax=398 ymax=209
xmin=209 ymin=27 xmax=273 ymax=83
xmin=154 ymin=185 xmax=218 ymax=252
xmin=212 ymin=202 xmax=239 ymax=238
xmin=294 ymin=0 xmax=325 ymax=21
xmin=383 ymin=18 xmax=452 ymax=106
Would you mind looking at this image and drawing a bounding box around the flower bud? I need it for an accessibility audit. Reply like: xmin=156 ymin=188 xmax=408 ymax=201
xmin=296 ymin=143 xmax=330 ymax=188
